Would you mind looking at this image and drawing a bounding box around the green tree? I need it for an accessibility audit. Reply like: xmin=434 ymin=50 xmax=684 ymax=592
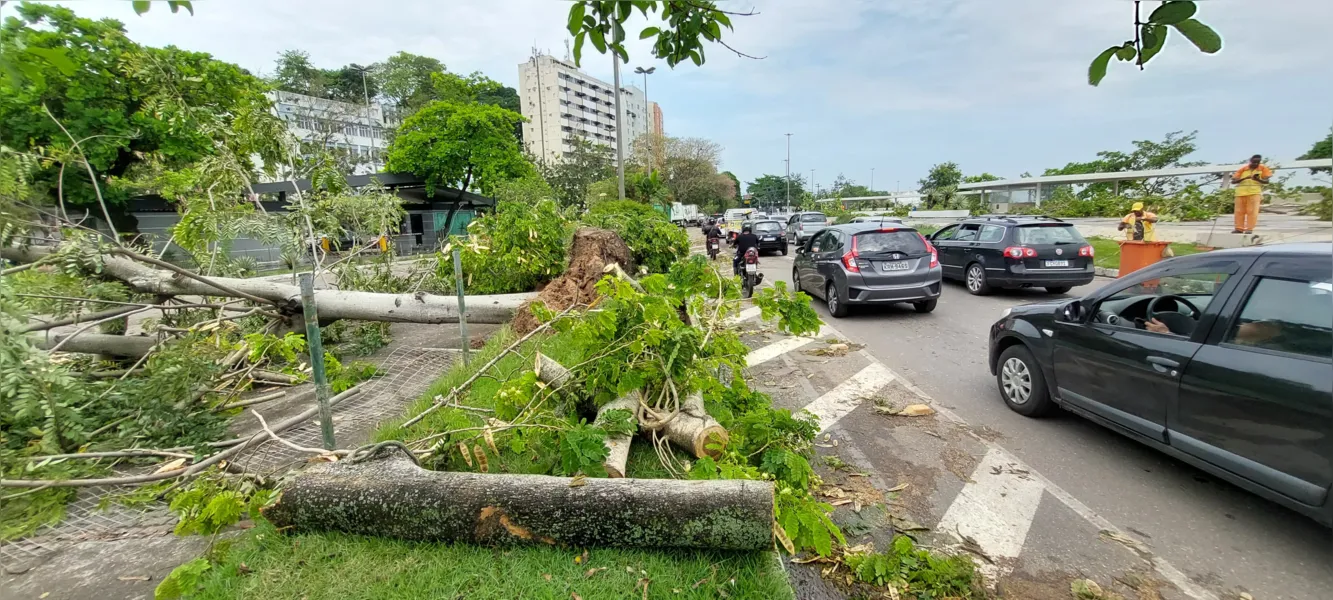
xmin=539 ymin=138 xmax=614 ymax=209
xmin=430 ymin=71 xmax=522 ymax=139
xmin=747 ymin=174 xmax=805 ymax=210
xmin=963 ymin=173 xmax=1002 ymax=184
xmin=630 ymin=133 xmax=730 ymax=208
xmin=917 ymin=162 xmax=962 ymax=209
xmin=1298 ymin=132 xmax=1331 ymax=173
xmin=324 ymin=64 xmax=377 ymax=103
xmin=272 ymin=49 xmax=324 ymax=96
xmin=0 ymin=4 xmax=276 ymax=211
xmin=566 ymin=1 xmax=752 ymax=67
xmin=386 ymin=101 xmax=535 ymax=232
xmin=1044 ymin=130 xmax=1202 ymax=196
xmin=373 ymin=51 xmax=446 ymax=113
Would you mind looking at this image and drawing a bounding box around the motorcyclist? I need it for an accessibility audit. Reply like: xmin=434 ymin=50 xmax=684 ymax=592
xmin=704 ymin=219 xmax=724 ymax=242
xmin=732 ymin=222 xmax=760 ymax=275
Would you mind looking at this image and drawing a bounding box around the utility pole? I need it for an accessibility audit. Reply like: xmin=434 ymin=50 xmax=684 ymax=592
xmin=870 ymin=168 xmax=875 ymax=192
xmin=354 ymin=65 xmax=376 ymax=169
xmin=785 ymin=133 xmax=792 ymax=209
xmin=810 ymin=169 xmax=815 ymax=198
xmin=613 ymin=37 xmax=626 ymax=200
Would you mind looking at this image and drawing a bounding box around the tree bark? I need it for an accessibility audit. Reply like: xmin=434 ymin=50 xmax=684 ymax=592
xmin=2 ymin=246 xmax=534 ymax=325
xmin=262 ymin=447 xmax=773 ymax=550
xmin=31 ymin=333 xmax=159 ymax=358
xmin=595 ymin=393 xmax=640 ymax=478
xmin=662 ymin=391 xmax=729 ymax=460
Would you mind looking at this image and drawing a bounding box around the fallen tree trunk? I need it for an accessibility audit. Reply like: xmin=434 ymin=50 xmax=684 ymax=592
xmin=1 ymin=246 xmax=533 ymax=325
xmin=595 ymin=393 xmax=640 ymax=478
xmin=663 ymin=391 xmax=728 ymax=460
xmin=31 ymin=333 xmax=159 ymax=358
xmin=262 ymin=447 xmax=773 ymax=550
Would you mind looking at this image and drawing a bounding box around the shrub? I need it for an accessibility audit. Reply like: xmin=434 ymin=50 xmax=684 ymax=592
xmin=440 ymin=199 xmax=574 ymax=294
xmin=583 ymin=200 xmax=688 ymax=274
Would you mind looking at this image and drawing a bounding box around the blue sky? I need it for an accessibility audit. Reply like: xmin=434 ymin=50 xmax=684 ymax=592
xmin=47 ymin=0 xmax=1332 ymax=192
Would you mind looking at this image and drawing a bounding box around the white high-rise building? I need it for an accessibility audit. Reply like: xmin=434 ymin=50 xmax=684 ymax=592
xmin=518 ymin=54 xmax=651 ymax=164
xmin=267 ymin=90 xmax=399 ymax=175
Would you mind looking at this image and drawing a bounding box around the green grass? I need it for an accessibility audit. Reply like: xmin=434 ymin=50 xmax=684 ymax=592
xmin=188 ymin=328 xmax=792 ymax=599
xmin=192 ymin=521 xmax=793 ymax=600
xmin=1086 ymin=236 xmax=1204 ymax=270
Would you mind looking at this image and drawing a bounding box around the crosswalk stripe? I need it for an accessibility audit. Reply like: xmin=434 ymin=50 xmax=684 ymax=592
xmin=802 ymin=362 xmax=894 ymax=432
xmin=726 ymin=306 xmax=762 ymax=324
xmin=935 ymin=447 xmax=1046 ymax=577
xmin=744 ymin=336 xmax=817 ymax=367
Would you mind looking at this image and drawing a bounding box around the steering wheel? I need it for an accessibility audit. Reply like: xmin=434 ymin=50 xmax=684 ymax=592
xmin=1146 ymin=295 xmax=1201 ymax=335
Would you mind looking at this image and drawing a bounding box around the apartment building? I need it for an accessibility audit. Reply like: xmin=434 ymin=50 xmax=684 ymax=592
xmin=268 ymin=90 xmax=399 ymax=175
xmin=518 ymin=54 xmax=651 ymax=164
xmin=649 ymin=101 xmax=664 ymax=136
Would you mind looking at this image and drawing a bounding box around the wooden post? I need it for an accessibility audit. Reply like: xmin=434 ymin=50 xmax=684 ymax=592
xmin=299 ymin=273 xmax=336 ymax=450
xmin=452 ymin=248 xmax=469 ymax=365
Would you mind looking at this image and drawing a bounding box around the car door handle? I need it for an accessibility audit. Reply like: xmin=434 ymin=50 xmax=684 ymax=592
xmin=1146 ymin=356 xmax=1180 ymax=375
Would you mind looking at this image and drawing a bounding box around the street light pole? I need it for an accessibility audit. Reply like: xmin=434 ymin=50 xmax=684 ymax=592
xmin=870 ymin=168 xmax=875 ymax=192
xmin=354 ymin=65 xmax=376 ymax=170
xmin=785 ymin=133 xmax=792 ymax=209
xmin=613 ymin=45 xmax=625 ymax=200
xmin=810 ymin=169 xmax=815 ymax=198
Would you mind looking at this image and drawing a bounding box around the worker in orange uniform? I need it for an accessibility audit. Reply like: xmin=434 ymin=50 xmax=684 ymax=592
xmin=1230 ymin=154 xmax=1271 ymax=234
xmin=1118 ymin=202 xmax=1158 ymax=241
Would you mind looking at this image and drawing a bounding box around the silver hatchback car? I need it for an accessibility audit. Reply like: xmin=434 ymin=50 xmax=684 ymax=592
xmin=792 ymin=223 xmax=943 ymax=317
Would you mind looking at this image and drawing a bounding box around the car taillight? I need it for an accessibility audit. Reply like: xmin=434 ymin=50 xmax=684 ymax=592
xmin=1078 ymin=245 xmax=1095 ymax=257
xmin=917 ymin=233 xmax=939 ymax=268
xmin=842 ymin=236 xmax=860 ymax=273
xmin=1003 ymin=246 xmax=1038 ymax=259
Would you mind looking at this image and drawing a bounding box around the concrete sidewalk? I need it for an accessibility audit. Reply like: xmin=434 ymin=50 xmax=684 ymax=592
xmin=908 ymin=213 xmax=1329 ymax=245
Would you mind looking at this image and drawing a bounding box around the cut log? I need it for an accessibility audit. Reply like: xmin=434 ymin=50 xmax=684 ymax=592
xmin=594 ymin=393 xmax=640 ymax=478
xmin=534 ymin=352 xmax=573 ymax=388
xmin=262 ymin=447 xmax=773 ymax=550
xmin=663 ymin=391 xmax=729 ymax=459
xmin=31 ymin=332 xmax=158 ymax=358
xmin=1 ymin=246 xmax=533 ymax=325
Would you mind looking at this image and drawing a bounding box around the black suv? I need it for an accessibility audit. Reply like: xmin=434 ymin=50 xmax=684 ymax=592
xmin=989 ymin=243 xmax=1332 ymax=525
xmin=750 ymin=219 xmax=789 ymax=255
xmin=928 ymin=216 xmax=1095 ymax=295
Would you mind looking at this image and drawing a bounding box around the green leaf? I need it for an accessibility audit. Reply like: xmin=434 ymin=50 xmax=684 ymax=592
xmin=1172 ymin=18 xmax=1222 ymax=53
xmin=639 ymin=26 xmax=660 ymax=40
xmin=132 ymin=1 xmax=151 ymax=15
xmin=1088 ymin=46 xmax=1118 ymax=86
xmin=1148 ymin=1 xmax=1197 ymax=25
xmin=590 ymin=28 xmax=608 ymax=53
xmin=706 ymin=21 xmax=722 ymax=41
xmin=689 ymin=49 xmax=703 ymax=66
xmin=613 ymin=20 xmax=625 ymax=44
xmin=1139 ymin=24 xmax=1166 ymax=65
xmin=568 ymin=2 xmax=586 ymax=36
xmin=25 ymin=47 xmax=77 ymax=76
xmin=573 ymin=32 xmax=586 ymax=65
xmin=617 ymin=0 xmax=631 ymax=21
xmin=167 ymin=1 xmax=194 ymax=15
xmin=615 ymin=46 xmax=629 ymax=63
xmin=1115 ymin=43 xmax=1137 ymax=61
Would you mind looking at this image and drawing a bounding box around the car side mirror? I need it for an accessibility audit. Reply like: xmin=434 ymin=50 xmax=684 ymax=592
xmin=1059 ymin=300 xmax=1085 ymax=323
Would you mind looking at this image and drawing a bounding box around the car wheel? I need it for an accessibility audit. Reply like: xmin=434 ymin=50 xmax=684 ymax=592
xmin=792 ymin=268 xmax=801 ymax=291
xmin=779 ymin=245 xmax=787 ymax=256
xmin=913 ymin=299 xmax=937 ymax=313
xmin=996 ymin=345 xmax=1054 ymax=417
xmin=965 ymin=263 xmax=991 ymax=296
xmin=1045 ymin=286 xmax=1072 ymax=294
xmin=826 ymin=282 xmax=849 ymax=318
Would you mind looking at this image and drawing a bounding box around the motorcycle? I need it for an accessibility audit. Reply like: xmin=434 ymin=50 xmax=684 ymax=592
xmin=738 ymin=247 xmax=764 ymax=298
xmin=707 ymin=236 xmax=721 ymax=260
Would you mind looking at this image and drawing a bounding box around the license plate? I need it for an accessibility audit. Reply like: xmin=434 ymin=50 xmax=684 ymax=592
xmin=763 ymin=236 xmax=776 ymax=241
xmin=878 ymin=261 xmax=909 ymax=272
xmin=745 ymin=264 xmax=757 ymax=273
xmin=1045 ymin=260 xmax=1070 ymax=267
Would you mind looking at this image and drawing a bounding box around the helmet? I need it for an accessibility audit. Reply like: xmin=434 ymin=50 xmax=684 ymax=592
xmin=742 ymin=222 xmax=753 ymax=233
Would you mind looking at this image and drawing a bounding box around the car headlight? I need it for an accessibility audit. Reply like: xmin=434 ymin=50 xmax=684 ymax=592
xmin=1000 ymin=307 xmax=1012 ymax=319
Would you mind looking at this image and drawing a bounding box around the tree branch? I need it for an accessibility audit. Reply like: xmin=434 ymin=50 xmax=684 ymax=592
xmin=109 ymin=247 xmax=274 ymax=306
xmin=19 ymin=305 xmax=145 ymax=333
xmin=42 ymin=104 xmax=121 ymax=243
xmin=717 ymin=39 xmax=765 ymax=60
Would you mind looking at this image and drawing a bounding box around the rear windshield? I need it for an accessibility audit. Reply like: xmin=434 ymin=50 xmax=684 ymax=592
xmin=754 ymin=221 xmax=782 ymax=233
xmin=854 ymin=231 xmax=926 ymax=254
xmin=801 ymin=213 xmax=827 ymax=222
xmin=1016 ymin=225 xmax=1085 ymax=245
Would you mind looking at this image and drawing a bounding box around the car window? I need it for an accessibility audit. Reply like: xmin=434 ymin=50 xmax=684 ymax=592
xmin=1017 ymin=225 xmax=1085 ymax=245
xmin=809 ymin=231 xmax=831 ymax=252
xmin=802 ymin=213 xmax=827 ymax=223
xmin=932 ymin=225 xmax=958 ymax=241
xmin=1110 ymin=272 xmax=1231 ymax=311
xmin=787 ymin=215 xmax=798 ymax=225
xmin=754 ymin=221 xmax=782 ymax=233
xmin=1224 ymin=277 xmax=1333 ymax=359
xmin=953 ymin=224 xmax=980 ymax=242
xmin=978 ymin=225 xmax=1005 ymax=243
xmin=855 ymin=231 xmax=926 ymax=254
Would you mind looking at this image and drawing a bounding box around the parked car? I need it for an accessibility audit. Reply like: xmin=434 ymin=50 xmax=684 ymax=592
xmin=792 ymin=223 xmax=942 ymax=317
xmin=786 ymin=211 xmax=829 ymax=245
xmin=750 ymin=219 xmax=788 ymax=255
xmin=929 ymin=215 xmax=1095 ymax=296
xmin=851 ymin=216 xmax=904 ymax=225
xmin=989 ymin=243 xmax=1332 ymax=525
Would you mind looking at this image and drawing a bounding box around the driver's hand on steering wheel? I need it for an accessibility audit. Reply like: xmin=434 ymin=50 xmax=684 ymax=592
xmin=1144 ymin=318 xmax=1171 ymax=334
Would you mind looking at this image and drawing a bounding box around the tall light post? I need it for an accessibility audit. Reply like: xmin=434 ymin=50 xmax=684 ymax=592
xmin=613 ymin=46 xmax=626 ymax=200
xmin=785 ymin=133 xmax=792 ymax=209
xmin=634 ymin=66 xmax=655 ymax=131
xmin=352 ymin=64 xmax=376 ymax=169
xmin=870 ymin=168 xmax=875 ymax=192
xmin=810 ymin=169 xmax=816 ymax=199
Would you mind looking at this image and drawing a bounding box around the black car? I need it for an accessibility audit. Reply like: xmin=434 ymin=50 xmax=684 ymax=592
xmin=988 ymin=243 xmax=1332 ymax=525
xmin=793 ymin=223 xmax=942 ymax=317
xmin=929 ymin=216 xmax=1096 ymax=295
xmin=750 ymin=219 xmax=789 ymax=255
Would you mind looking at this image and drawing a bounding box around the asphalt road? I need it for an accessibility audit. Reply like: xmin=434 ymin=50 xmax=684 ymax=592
xmin=750 ymin=250 xmax=1331 ymax=600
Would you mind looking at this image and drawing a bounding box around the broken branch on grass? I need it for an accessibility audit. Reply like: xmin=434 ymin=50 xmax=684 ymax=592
xmin=19 ymin=304 xmax=145 ymax=333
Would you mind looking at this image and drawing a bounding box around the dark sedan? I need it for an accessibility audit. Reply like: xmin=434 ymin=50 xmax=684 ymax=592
xmin=751 ymin=219 xmax=788 ymax=255
xmin=988 ymin=243 xmax=1332 ymax=525
xmin=792 ymin=223 xmax=942 ymax=317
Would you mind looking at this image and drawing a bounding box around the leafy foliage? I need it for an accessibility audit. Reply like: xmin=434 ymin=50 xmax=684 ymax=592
xmin=435 ymin=198 xmax=573 ymax=294
xmin=1089 ymin=2 xmax=1221 ymax=86
xmin=844 ymin=535 xmax=983 ymax=598
xmin=1298 ymin=132 xmax=1331 ymax=173
xmin=917 ymin=162 xmax=962 ymax=209
xmin=539 ymin=138 xmax=615 ymax=209
xmin=385 ymin=101 xmax=535 ymax=197
xmin=584 ymin=200 xmax=689 ymax=274
xmin=154 ymin=557 xmax=211 ymax=600
xmin=557 ymin=420 xmax=611 ymax=476
xmin=747 ymin=174 xmax=807 ymax=211
xmin=630 ymin=134 xmax=734 ymax=209
xmin=566 ymin=1 xmax=745 ymax=68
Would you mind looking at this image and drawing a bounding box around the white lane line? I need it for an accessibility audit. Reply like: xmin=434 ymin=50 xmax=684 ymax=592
xmin=803 ymin=362 xmax=894 ymax=433
xmin=727 ymin=306 xmax=762 ymax=324
xmin=745 ymin=336 xmax=817 ymax=367
xmin=936 ymin=447 xmax=1046 ymax=578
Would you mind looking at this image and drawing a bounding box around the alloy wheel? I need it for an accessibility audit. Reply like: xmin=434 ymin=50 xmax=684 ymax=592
xmin=967 ymin=266 xmax=983 ymax=293
xmin=827 ymin=286 xmax=838 ymax=313
xmin=1001 ymin=357 xmax=1032 ymax=405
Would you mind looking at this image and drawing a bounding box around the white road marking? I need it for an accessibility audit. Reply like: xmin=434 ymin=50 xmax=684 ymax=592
xmin=936 ymin=447 xmax=1046 ymax=578
xmin=727 ymin=306 xmax=762 ymax=324
xmin=803 ymin=362 xmax=894 ymax=433
xmin=745 ymin=336 xmax=817 ymax=367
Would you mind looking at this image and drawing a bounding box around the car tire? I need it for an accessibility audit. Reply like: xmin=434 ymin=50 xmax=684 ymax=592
xmin=779 ymin=245 xmax=787 ymax=256
xmin=792 ymin=268 xmax=801 ymax=291
xmin=1045 ymin=286 xmax=1072 ymax=294
xmin=996 ymin=345 xmax=1054 ymax=417
xmin=965 ymin=263 xmax=991 ymax=296
xmin=826 ymin=282 xmax=849 ymax=318
xmin=913 ymin=299 xmax=937 ymax=313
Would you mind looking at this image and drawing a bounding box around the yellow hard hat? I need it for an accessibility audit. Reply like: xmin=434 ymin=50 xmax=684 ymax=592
xmin=1131 ymin=202 xmax=1144 ymax=211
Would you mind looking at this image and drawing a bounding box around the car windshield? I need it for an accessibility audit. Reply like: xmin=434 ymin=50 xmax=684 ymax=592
xmin=801 ymin=213 xmax=826 ymax=222
xmin=854 ymin=231 xmax=926 ymax=254
xmin=754 ymin=221 xmax=781 ymax=233
xmin=1017 ymin=225 xmax=1085 ymax=245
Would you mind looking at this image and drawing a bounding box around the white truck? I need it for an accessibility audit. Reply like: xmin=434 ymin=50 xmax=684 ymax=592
xmin=670 ymin=203 xmax=701 ymax=226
